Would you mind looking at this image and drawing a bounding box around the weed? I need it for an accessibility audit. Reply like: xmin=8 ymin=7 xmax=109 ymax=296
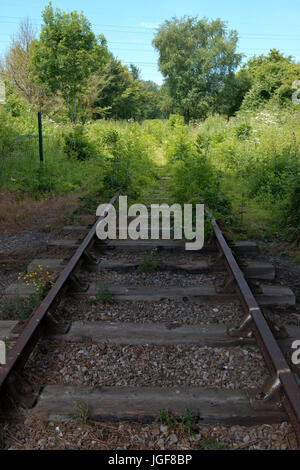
xmin=64 ymin=126 xmax=95 ymax=161
xmin=39 ymin=224 xmax=55 ymax=233
xmin=76 ymin=401 xmax=89 ymax=425
xmin=155 ymin=408 xmax=198 ymax=436
xmin=0 ymin=293 xmax=42 ymax=321
xmin=155 ymin=409 xmax=178 ymax=428
xmin=137 ymin=249 xmax=158 ymax=274
xmin=201 ymin=438 xmax=227 ymax=450
xmin=18 ymin=265 xmax=55 ymax=295
xmin=89 ymin=283 xmax=114 ymax=305
xmin=293 ymin=255 xmax=300 ymax=264
xmin=179 ymin=408 xmax=198 ymax=436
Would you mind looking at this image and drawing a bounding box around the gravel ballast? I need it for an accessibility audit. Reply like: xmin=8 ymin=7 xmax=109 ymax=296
xmin=26 ymin=341 xmax=267 ymax=389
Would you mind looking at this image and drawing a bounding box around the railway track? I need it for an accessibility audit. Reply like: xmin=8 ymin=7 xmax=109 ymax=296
xmin=0 ymin=179 xmax=300 ymax=450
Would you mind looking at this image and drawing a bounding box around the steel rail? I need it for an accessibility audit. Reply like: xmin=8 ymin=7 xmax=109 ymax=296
xmin=0 ymin=191 xmax=120 ymax=395
xmin=207 ymin=209 xmax=300 ymax=441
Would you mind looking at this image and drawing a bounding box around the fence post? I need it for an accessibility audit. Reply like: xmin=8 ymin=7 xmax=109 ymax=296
xmin=38 ymin=111 xmax=44 ymax=164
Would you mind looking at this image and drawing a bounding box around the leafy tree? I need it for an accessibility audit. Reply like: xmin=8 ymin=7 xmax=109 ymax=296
xmin=89 ymin=57 xmax=159 ymax=120
xmin=140 ymin=80 xmax=163 ymax=119
xmin=31 ymin=2 xmax=109 ymax=122
xmin=216 ymin=70 xmax=251 ymax=118
xmin=240 ymin=49 xmax=300 ymax=109
xmin=153 ymin=16 xmax=242 ymax=123
xmin=129 ymin=64 xmax=141 ymax=81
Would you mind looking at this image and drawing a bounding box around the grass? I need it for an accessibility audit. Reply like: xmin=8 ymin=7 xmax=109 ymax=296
xmin=39 ymin=224 xmax=55 ymax=233
xmin=136 ymin=255 xmax=157 ymax=274
xmin=200 ymin=438 xmax=227 ymax=450
xmin=88 ymin=283 xmax=114 ymax=305
xmin=76 ymin=401 xmax=89 ymax=425
xmin=155 ymin=408 xmax=198 ymax=436
xmin=1 ymin=106 xmax=300 ymax=243
xmin=0 ymin=293 xmax=42 ymax=321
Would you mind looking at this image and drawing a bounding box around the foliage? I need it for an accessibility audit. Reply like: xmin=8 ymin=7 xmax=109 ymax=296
xmin=0 ymin=293 xmax=42 ymax=321
xmin=201 ymin=438 xmax=227 ymax=450
xmin=165 ymin=118 xmax=231 ymax=219
xmin=87 ymin=57 xmax=162 ymax=121
xmin=0 ymin=110 xmax=157 ymax=202
xmin=153 ymin=16 xmax=242 ymax=123
xmin=240 ymin=49 xmax=300 ymax=110
xmin=76 ymin=401 xmax=89 ymax=424
xmin=155 ymin=408 xmax=198 ymax=436
xmin=31 ymin=2 xmax=109 ymax=122
xmin=90 ymin=283 xmax=114 ymax=305
xmin=137 ymin=249 xmax=158 ymax=273
xmin=64 ymin=126 xmax=95 ymax=161
xmin=18 ymin=264 xmax=55 ymax=294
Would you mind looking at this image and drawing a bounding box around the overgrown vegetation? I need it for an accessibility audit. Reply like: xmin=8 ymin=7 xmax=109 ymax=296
xmin=0 ymin=5 xmax=299 ymax=245
xmin=0 ymin=293 xmax=43 ymax=321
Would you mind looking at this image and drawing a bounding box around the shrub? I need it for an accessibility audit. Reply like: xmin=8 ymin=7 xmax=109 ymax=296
xmin=64 ymin=126 xmax=95 ymax=161
xmin=235 ymin=123 xmax=252 ymax=140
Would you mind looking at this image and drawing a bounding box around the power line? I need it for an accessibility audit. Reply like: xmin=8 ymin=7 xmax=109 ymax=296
xmin=0 ymin=17 xmax=300 ymax=39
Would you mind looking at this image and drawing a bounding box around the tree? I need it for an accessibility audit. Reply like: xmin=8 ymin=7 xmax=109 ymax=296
xmin=215 ymin=70 xmax=251 ymax=118
xmin=129 ymin=64 xmax=141 ymax=81
xmin=31 ymin=2 xmax=109 ymax=122
xmin=153 ymin=16 xmax=242 ymax=123
xmin=240 ymin=49 xmax=300 ymax=109
xmin=4 ymin=18 xmax=45 ymax=108
xmin=88 ymin=57 xmax=158 ymax=121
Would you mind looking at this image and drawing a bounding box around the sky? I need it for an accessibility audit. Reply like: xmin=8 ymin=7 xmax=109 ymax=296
xmin=0 ymin=0 xmax=299 ymax=85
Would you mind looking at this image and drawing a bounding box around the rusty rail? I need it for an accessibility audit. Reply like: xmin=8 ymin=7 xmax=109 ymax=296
xmin=0 ymin=191 xmax=120 ymax=398
xmin=207 ymin=209 xmax=300 ymax=442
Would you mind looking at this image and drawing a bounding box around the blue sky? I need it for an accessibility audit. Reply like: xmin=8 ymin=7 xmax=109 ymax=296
xmin=0 ymin=0 xmax=299 ymax=85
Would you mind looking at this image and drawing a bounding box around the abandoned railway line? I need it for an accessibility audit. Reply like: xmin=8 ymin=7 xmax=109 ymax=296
xmin=0 ymin=178 xmax=300 ymax=450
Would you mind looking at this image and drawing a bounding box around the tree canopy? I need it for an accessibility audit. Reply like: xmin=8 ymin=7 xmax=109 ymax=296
xmin=31 ymin=3 xmax=109 ymax=122
xmin=240 ymin=49 xmax=300 ymax=109
xmin=3 ymin=7 xmax=299 ymax=124
xmin=153 ymin=16 xmax=243 ymax=123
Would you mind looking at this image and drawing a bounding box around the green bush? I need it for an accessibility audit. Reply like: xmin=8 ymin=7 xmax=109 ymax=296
xmin=235 ymin=123 xmax=252 ymax=140
xmin=64 ymin=126 xmax=95 ymax=161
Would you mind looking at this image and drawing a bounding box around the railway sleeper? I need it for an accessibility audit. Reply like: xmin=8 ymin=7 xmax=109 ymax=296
xmin=28 ymin=385 xmax=287 ymax=425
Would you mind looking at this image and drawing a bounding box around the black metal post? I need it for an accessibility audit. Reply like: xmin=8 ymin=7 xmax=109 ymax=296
xmin=38 ymin=111 xmax=44 ymax=164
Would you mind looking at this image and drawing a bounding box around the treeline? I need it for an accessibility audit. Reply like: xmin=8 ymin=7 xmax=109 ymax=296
xmin=153 ymin=17 xmax=300 ymax=123
xmin=1 ymin=5 xmax=300 ymax=124
xmin=1 ymin=4 xmax=165 ymax=123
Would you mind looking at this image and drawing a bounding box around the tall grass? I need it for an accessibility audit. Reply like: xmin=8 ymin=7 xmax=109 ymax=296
xmin=0 ymin=107 xmax=158 ymax=202
xmin=181 ymin=109 xmax=300 ymax=238
xmin=1 ymin=104 xmax=299 ymax=239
